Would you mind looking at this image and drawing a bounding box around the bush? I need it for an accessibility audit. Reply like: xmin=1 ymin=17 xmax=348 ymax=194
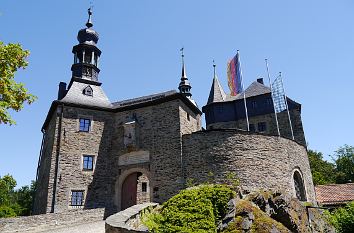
xmin=143 ymin=184 xmax=235 ymax=233
xmin=0 ymin=206 xmax=16 ymax=218
xmin=326 ymin=201 xmax=354 ymax=233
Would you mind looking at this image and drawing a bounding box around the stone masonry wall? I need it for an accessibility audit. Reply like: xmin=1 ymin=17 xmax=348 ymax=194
xmin=182 ymin=129 xmax=316 ymax=203
xmin=55 ymin=106 xmax=115 ymax=213
xmin=112 ymin=99 xmax=201 ymax=211
xmin=0 ymin=208 xmax=104 ymax=233
xmin=33 ymin=107 xmax=60 ymax=214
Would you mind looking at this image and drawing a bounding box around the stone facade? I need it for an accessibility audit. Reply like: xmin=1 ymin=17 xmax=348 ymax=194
xmin=0 ymin=208 xmax=104 ymax=233
xmin=182 ymin=129 xmax=316 ymax=203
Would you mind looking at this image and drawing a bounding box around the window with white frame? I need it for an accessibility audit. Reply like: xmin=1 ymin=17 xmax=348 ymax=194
xmin=83 ymin=155 xmax=94 ymax=171
xmin=79 ymin=118 xmax=91 ymax=132
xmin=70 ymin=190 xmax=84 ymax=206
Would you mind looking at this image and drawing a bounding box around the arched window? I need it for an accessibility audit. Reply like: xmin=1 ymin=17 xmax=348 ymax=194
xmin=83 ymin=86 xmax=93 ymax=96
xmin=293 ymin=170 xmax=307 ymax=201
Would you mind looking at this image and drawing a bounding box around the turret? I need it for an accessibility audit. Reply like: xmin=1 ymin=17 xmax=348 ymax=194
xmin=71 ymin=8 xmax=101 ymax=82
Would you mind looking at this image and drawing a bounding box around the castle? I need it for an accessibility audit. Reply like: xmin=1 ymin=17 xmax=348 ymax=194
xmin=33 ymin=10 xmax=315 ymax=216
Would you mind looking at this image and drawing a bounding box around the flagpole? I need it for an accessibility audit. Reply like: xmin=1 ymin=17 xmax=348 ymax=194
xmin=265 ymin=59 xmax=280 ymax=137
xmin=238 ymin=50 xmax=250 ymax=131
xmin=279 ymin=72 xmax=295 ymax=140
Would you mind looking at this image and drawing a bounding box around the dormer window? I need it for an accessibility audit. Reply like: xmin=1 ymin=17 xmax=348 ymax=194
xmin=83 ymin=86 xmax=93 ymax=96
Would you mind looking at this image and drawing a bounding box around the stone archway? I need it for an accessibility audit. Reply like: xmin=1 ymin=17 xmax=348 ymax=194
xmin=116 ymin=168 xmax=151 ymax=211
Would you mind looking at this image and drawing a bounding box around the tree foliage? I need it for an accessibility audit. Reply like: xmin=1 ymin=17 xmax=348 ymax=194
xmin=332 ymin=145 xmax=354 ymax=184
xmin=308 ymin=150 xmax=336 ymax=185
xmin=0 ymin=41 xmax=36 ymax=125
xmin=308 ymin=145 xmax=354 ymax=185
xmin=326 ymin=201 xmax=354 ymax=233
xmin=0 ymin=174 xmax=36 ymax=218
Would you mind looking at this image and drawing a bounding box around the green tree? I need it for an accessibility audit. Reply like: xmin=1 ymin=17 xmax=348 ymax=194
xmin=0 ymin=41 xmax=36 ymax=125
xmin=326 ymin=201 xmax=354 ymax=233
xmin=308 ymin=149 xmax=336 ymax=185
xmin=13 ymin=181 xmax=36 ymax=216
xmin=333 ymin=145 xmax=354 ymax=184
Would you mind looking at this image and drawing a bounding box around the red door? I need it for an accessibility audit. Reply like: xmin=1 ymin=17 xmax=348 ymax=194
xmin=121 ymin=173 xmax=138 ymax=210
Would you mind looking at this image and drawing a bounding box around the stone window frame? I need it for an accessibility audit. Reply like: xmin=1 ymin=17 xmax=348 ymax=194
xmin=77 ymin=115 xmax=94 ymax=133
xmin=81 ymin=154 xmax=96 ymax=172
xmin=68 ymin=189 xmax=86 ymax=209
xmin=291 ymin=168 xmax=308 ymax=202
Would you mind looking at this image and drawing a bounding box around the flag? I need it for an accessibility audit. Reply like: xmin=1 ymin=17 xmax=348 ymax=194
xmin=227 ymin=51 xmax=243 ymax=96
xmin=271 ymin=75 xmax=287 ymax=113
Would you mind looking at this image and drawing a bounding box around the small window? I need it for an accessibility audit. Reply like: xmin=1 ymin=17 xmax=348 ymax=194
xmin=258 ymin=122 xmax=267 ymax=132
xmin=83 ymin=155 xmax=94 ymax=171
xmin=187 ymin=113 xmax=190 ymax=121
xmin=142 ymin=182 xmax=147 ymax=192
xmin=265 ymin=98 xmax=272 ymax=106
xmin=251 ymin=101 xmax=257 ymax=109
xmin=83 ymin=86 xmax=93 ymax=96
xmin=70 ymin=190 xmax=84 ymax=206
xmin=249 ymin=124 xmax=255 ymax=132
xmin=79 ymin=118 xmax=91 ymax=132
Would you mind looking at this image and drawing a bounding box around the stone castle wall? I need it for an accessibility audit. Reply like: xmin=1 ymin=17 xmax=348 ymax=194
xmin=182 ymin=129 xmax=316 ymax=203
xmin=34 ymin=98 xmax=202 ymax=215
xmin=0 ymin=208 xmax=104 ymax=233
xmin=33 ymin=109 xmax=59 ymax=214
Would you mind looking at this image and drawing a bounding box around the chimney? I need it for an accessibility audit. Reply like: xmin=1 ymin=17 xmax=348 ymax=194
xmin=57 ymin=82 xmax=67 ymax=100
xmin=257 ymin=78 xmax=264 ymax=85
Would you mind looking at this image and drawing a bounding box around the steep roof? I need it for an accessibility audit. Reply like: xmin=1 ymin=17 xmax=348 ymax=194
xmin=60 ymin=81 xmax=112 ymax=108
xmin=228 ymin=81 xmax=271 ymax=101
xmin=315 ymin=183 xmax=354 ymax=206
xmin=207 ymin=75 xmax=226 ymax=104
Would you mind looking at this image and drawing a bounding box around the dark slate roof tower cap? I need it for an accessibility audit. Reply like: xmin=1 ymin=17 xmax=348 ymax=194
xmin=77 ymin=8 xmax=99 ymax=45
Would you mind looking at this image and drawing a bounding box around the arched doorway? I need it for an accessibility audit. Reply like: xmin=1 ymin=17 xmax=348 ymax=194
xmin=121 ymin=172 xmax=150 ymax=210
xmin=293 ymin=170 xmax=307 ymax=201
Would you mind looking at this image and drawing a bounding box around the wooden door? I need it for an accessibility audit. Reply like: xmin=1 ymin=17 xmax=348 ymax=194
xmin=121 ymin=173 xmax=138 ymax=210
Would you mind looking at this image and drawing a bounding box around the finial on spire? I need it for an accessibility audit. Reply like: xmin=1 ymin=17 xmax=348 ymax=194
xmin=213 ymin=59 xmax=216 ymax=78
xmin=180 ymin=47 xmax=186 ymax=78
xmin=86 ymin=7 xmax=93 ymax=28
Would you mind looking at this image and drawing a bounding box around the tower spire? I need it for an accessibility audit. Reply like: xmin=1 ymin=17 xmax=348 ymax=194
xmin=178 ymin=48 xmax=192 ymax=98
xmin=207 ymin=60 xmax=226 ymax=104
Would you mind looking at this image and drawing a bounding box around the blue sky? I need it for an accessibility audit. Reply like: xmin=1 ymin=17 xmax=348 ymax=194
xmin=1 ymin=0 xmax=353 ymax=187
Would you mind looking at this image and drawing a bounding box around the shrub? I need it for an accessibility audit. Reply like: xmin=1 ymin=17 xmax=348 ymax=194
xmin=326 ymin=201 xmax=354 ymax=233
xmin=143 ymin=184 xmax=234 ymax=233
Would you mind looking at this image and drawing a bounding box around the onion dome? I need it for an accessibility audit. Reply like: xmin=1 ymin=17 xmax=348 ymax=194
xmin=77 ymin=8 xmax=99 ymax=45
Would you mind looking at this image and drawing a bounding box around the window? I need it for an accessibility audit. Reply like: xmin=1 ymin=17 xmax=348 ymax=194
xmin=265 ymin=98 xmax=272 ymax=107
xmin=83 ymin=86 xmax=93 ymax=96
xmin=187 ymin=113 xmax=190 ymax=121
xmin=249 ymin=124 xmax=255 ymax=132
xmin=251 ymin=101 xmax=257 ymax=109
xmin=79 ymin=118 xmax=91 ymax=132
xmin=142 ymin=182 xmax=147 ymax=192
xmin=83 ymin=155 xmax=94 ymax=171
xmin=293 ymin=171 xmax=307 ymax=201
xmin=258 ymin=122 xmax=267 ymax=132
xmin=70 ymin=190 xmax=84 ymax=206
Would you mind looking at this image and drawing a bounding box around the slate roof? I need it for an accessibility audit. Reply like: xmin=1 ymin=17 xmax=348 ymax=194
xmin=207 ymin=75 xmax=226 ymax=104
xmin=112 ymin=90 xmax=177 ymax=108
xmin=315 ymin=183 xmax=354 ymax=206
xmin=60 ymin=81 xmax=112 ymax=108
xmin=227 ymin=81 xmax=271 ymax=101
